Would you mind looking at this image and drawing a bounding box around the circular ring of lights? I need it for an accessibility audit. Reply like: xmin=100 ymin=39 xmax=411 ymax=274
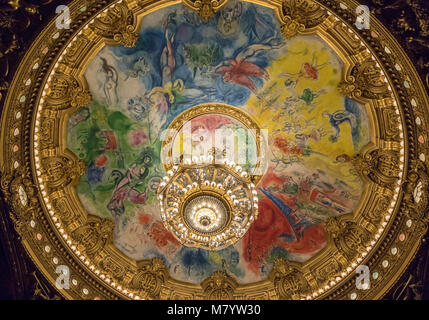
xmin=0 ymin=0 xmax=428 ymax=300
xmin=183 ymin=195 xmax=229 ymax=235
xmin=157 ymin=156 xmax=259 ymax=251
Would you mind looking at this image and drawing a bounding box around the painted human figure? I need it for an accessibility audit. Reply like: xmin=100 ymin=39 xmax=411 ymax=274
xmin=100 ymin=57 xmax=119 ymax=105
xmin=160 ymin=28 xmax=176 ymax=87
xmin=279 ymin=53 xmax=330 ymax=87
xmin=107 ymin=155 xmax=152 ymax=217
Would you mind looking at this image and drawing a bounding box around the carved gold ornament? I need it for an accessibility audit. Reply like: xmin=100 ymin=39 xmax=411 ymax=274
xmin=0 ymin=0 xmax=428 ymax=301
xmin=183 ymin=0 xmax=229 ymax=21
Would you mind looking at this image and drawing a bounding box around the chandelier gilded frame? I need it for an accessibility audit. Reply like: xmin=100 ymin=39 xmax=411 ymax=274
xmin=0 ymin=0 xmax=428 ymax=300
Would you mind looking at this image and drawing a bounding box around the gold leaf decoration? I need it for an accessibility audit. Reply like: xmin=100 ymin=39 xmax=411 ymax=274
xmin=201 ymin=271 xmax=238 ymax=299
xmin=280 ymin=0 xmax=328 ymax=39
xmin=90 ymin=2 xmax=138 ymax=47
xmin=183 ymin=0 xmax=229 ymax=22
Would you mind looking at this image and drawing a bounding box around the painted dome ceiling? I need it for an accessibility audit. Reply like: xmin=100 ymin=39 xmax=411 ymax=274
xmin=66 ymin=1 xmax=372 ymax=285
xmin=1 ymin=0 xmax=429 ymax=300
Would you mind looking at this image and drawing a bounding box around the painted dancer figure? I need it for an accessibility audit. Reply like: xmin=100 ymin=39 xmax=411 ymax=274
xmin=279 ymin=53 xmax=330 ymax=87
xmin=160 ymin=26 xmax=176 ymax=87
xmin=107 ymin=154 xmax=152 ymax=217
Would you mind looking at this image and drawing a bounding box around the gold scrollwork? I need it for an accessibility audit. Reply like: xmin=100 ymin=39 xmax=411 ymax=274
xmin=269 ymin=259 xmax=311 ymax=300
xmin=130 ymin=258 xmax=169 ymax=299
xmin=310 ymin=257 xmax=343 ymax=285
xmin=339 ymin=58 xmax=390 ymax=100
xmin=183 ymin=0 xmax=229 ymax=21
xmin=352 ymin=149 xmax=400 ymax=190
xmin=403 ymin=160 xmax=429 ymax=224
xmin=201 ymin=270 xmax=238 ymax=299
xmin=71 ymin=215 xmax=114 ymax=258
xmin=39 ymin=151 xmax=86 ymax=191
xmin=326 ymin=217 xmax=371 ymax=261
xmin=0 ymin=167 xmax=39 ymax=236
xmin=45 ymin=72 xmax=91 ymax=111
xmin=90 ymin=2 xmax=139 ymax=47
xmin=280 ymin=0 xmax=328 ymax=39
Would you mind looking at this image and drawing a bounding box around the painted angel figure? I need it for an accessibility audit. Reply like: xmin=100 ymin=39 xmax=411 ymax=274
xmin=216 ymin=34 xmax=284 ymax=94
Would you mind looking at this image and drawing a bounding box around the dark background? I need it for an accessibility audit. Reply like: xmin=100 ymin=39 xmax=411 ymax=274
xmin=0 ymin=0 xmax=428 ymax=300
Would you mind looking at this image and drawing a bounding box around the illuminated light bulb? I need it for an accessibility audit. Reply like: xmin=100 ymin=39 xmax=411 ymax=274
xmin=158 ymin=160 xmax=258 ymax=251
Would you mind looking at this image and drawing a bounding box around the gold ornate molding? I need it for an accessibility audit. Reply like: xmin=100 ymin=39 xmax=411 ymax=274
xmin=45 ymin=72 xmax=91 ymax=111
xmin=183 ymin=0 xmax=229 ymax=21
xmin=39 ymin=151 xmax=86 ymax=192
xmin=270 ymin=259 xmax=311 ymax=300
xmin=339 ymin=58 xmax=390 ymax=100
xmin=352 ymin=148 xmax=401 ymax=190
xmin=280 ymin=0 xmax=328 ymax=39
xmin=201 ymin=270 xmax=238 ymax=299
xmin=90 ymin=1 xmax=139 ymax=47
xmin=70 ymin=215 xmax=114 ymax=258
xmin=0 ymin=167 xmax=39 ymax=236
xmin=403 ymin=160 xmax=429 ymax=225
xmin=326 ymin=217 xmax=371 ymax=261
xmin=130 ymin=258 xmax=169 ymax=299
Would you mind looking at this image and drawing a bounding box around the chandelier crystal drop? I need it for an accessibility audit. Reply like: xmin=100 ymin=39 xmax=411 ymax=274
xmin=157 ymin=155 xmax=259 ymax=251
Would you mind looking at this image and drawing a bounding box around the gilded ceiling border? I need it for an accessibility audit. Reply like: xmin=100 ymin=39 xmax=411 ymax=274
xmin=0 ymin=0 xmax=428 ymax=300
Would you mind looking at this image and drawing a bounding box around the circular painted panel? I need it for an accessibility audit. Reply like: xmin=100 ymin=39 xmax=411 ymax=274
xmin=66 ymin=2 xmax=371 ymax=284
xmin=1 ymin=0 xmax=428 ymax=300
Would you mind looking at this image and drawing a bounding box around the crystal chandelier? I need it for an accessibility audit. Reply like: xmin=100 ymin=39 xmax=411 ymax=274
xmin=157 ymin=155 xmax=259 ymax=251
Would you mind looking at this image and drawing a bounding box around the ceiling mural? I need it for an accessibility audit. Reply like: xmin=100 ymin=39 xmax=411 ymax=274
xmin=1 ymin=0 xmax=429 ymax=301
xmin=66 ymin=1 xmax=371 ymax=284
